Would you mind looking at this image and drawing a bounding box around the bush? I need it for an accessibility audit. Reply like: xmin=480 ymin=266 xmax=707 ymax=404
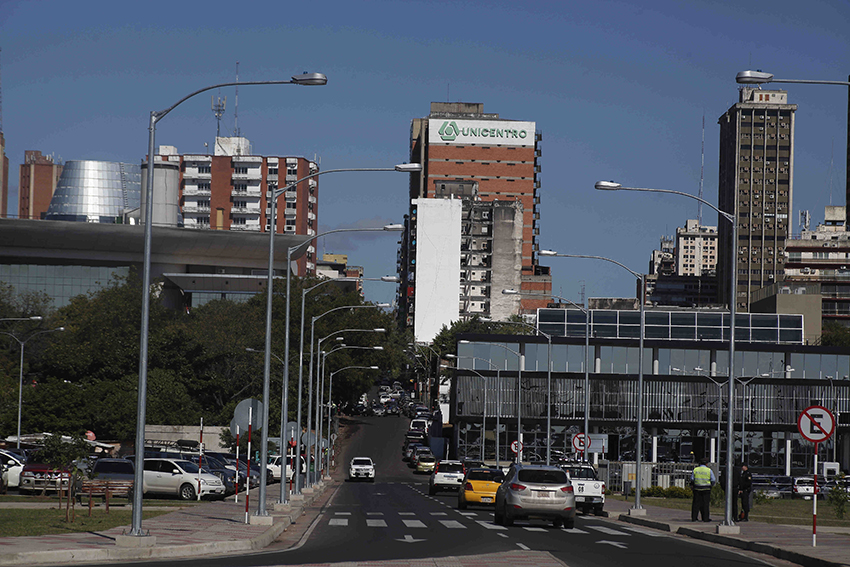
xmin=640 ymin=486 xmax=666 ymax=498
xmin=827 ymin=474 xmax=849 ymax=520
xmin=709 ymin=483 xmax=725 ymax=507
xmin=665 ymin=486 xmax=692 ymax=499
xmin=753 ymin=490 xmax=771 ymax=505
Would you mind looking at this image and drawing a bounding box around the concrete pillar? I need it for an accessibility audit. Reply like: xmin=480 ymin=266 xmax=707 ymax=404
xmin=785 ymin=435 xmax=792 ymax=476
xmin=710 ymin=350 xmax=717 ymax=377
xmin=594 ymin=345 xmax=602 ymax=374
xmin=710 ymin=437 xmax=717 ymax=463
xmin=652 ymin=348 xmax=659 ymax=375
xmin=651 ymin=428 xmax=658 ymax=463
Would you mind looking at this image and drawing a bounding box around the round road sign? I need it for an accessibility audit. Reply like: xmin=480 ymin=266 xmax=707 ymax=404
xmin=797 ymin=405 xmax=836 ymax=444
xmin=573 ymin=433 xmax=590 ymax=452
xmin=510 ymin=440 xmax=523 ymax=455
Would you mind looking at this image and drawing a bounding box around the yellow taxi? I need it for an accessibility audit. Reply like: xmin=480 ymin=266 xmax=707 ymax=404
xmin=458 ymin=467 xmax=505 ymax=509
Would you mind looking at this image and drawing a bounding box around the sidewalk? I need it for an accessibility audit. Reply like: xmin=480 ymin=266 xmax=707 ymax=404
xmin=605 ymin=498 xmax=850 ymax=567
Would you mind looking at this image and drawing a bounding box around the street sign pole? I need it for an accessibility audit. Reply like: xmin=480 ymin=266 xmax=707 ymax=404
xmin=797 ymin=405 xmax=835 ymax=548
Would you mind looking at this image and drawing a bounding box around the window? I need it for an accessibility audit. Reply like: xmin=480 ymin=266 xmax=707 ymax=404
xmin=232 ymin=217 xmax=246 ymax=225
xmin=233 ymin=200 xmax=247 ymax=208
xmin=268 ymin=167 xmax=278 ymax=175
xmin=198 ymin=182 xmax=211 ymax=191
xmin=234 ymin=183 xmax=247 ymax=192
xmin=234 ymin=166 xmax=248 ymax=174
xmin=198 ymin=165 xmax=211 ymax=174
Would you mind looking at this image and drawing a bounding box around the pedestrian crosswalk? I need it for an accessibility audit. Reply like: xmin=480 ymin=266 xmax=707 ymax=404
xmin=325 ymin=510 xmax=593 ymax=534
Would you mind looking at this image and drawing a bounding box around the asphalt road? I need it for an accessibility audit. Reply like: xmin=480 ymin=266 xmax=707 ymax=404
xmin=91 ymin=415 xmax=788 ymax=567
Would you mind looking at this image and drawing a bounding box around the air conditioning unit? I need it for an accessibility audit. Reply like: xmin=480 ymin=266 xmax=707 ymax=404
xmin=802 ymin=267 xmax=811 ymax=274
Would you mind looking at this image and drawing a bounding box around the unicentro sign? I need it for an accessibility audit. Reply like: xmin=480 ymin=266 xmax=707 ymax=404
xmin=430 ymin=119 xmax=536 ymax=147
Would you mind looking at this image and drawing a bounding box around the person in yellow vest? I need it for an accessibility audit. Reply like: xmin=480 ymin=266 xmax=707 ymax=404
xmin=690 ymin=457 xmax=716 ymax=522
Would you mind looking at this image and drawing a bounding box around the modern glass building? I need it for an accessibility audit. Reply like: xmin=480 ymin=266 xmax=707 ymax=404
xmin=45 ymin=161 xmax=141 ymax=223
xmin=450 ymin=330 xmax=849 ymax=476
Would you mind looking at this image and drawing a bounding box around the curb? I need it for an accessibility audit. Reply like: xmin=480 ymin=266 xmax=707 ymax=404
xmin=0 ymin=483 xmax=329 ymax=566
xmin=618 ymin=514 xmax=845 ymax=567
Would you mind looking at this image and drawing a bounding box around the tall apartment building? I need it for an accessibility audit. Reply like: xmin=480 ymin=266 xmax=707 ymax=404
xmin=0 ymin=133 xmax=8 ymax=218
xmin=398 ymin=102 xmax=551 ymax=340
xmin=149 ymin=137 xmax=319 ymax=275
xmin=18 ymin=151 xmax=63 ymax=220
xmin=718 ymin=87 xmax=796 ymax=311
xmin=676 ymin=220 xmax=718 ymax=276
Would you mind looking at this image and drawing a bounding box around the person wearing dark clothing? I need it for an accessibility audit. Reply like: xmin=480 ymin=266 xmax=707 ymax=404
xmin=691 ymin=458 xmax=716 ymax=522
xmin=739 ymin=464 xmax=753 ymax=521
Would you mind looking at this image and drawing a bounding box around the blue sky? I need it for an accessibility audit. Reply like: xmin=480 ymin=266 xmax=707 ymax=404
xmin=2 ymin=0 xmax=849 ymax=305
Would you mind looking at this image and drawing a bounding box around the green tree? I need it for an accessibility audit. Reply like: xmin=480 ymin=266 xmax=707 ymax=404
xmin=821 ymin=321 xmax=850 ymax=347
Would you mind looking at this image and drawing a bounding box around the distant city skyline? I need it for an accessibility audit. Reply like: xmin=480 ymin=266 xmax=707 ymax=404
xmin=2 ymin=0 xmax=848 ymax=306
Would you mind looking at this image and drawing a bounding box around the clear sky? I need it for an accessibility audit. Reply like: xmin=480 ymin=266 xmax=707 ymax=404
xmin=2 ymin=0 xmax=849 ymax=306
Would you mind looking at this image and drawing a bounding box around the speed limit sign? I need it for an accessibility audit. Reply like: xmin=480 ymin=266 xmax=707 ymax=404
xmin=510 ymin=440 xmax=523 ymax=455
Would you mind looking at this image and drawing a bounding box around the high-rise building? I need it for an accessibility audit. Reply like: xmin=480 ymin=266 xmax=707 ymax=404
xmin=675 ymin=220 xmax=718 ymax=277
xmin=398 ymin=102 xmax=551 ymax=340
xmin=0 ymin=132 xmax=8 ymax=218
xmin=18 ymin=151 xmax=63 ymax=220
xmin=718 ymin=87 xmax=796 ymax=311
xmin=149 ymin=137 xmax=319 ymax=276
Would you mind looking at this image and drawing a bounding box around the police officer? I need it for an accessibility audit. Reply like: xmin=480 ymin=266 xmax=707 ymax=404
xmin=691 ymin=457 xmax=716 ymax=522
xmin=739 ymin=463 xmax=753 ymax=521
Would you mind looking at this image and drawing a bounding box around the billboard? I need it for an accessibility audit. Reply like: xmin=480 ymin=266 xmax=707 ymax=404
xmin=413 ymin=198 xmax=462 ymax=342
xmin=428 ymin=119 xmax=536 ymax=147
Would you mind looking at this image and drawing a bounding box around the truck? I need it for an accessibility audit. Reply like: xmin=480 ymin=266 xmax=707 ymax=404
xmin=561 ymin=463 xmax=605 ymax=515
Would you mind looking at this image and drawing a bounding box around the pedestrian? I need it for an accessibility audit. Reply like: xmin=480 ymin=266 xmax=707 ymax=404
xmin=739 ymin=463 xmax=753 ymax=521
xmin=691 ymin=457 xmax=716 ymax=522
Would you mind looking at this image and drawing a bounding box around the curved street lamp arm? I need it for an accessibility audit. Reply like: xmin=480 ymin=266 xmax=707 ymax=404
xmin=541 ymin=251 xmax=643 ymax=281
xmin=595 ymin=183 xmax=734 ymax=224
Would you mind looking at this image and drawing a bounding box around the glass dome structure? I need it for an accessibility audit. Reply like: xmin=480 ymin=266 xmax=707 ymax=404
xmin=45 ymin=160 xmax=141 ymax=223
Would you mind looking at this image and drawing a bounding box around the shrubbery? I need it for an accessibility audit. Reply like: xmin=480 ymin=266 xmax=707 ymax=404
xmin=638 ymin=485 xmax=692 ymax=499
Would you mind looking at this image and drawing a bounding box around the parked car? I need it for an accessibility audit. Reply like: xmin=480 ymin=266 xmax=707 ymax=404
xmin=0 ymin=449 xmax=25 ymax=490
xmin=404 ymin=443 xmax=424 ymax=461
xmin=75 ymin=458 xmax=135 ymax=501
xmin=349 ymin=457 xmax=375 ymax=482
xmin=19 ymin=462 xmax=70 ymax=494
xmin=429 ymin=460 xmax=466 ymax=495
xmin=494 ymin=463 xmax=576 ymax=529
xmin=458 ymin=467 xmax=504 ymax=509
xmin=186 ymin=455 xmax=237 ymax=495
xmin=410 ymin=447 xmax=433 ymax=468
xmin=792 ymin=477 xmax=817 ymax=500
xmin=416 ymin=455 xmax=437 ymax=474
xmin=136 ymin=458 xmax=225 ymax=500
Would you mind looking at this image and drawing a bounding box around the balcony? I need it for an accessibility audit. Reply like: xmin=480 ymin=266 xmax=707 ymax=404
xmin=267 ymin=174 xmax=278 ymax=182
xmin=284 ymin=208 xmax=297 ymax=217
xmin=183 ymin=170 xmax=211 ymax=180
xmin=182 ymin=205 xmax=210 ymax=213
xmin=231 ymin=206 xmax=261 ymax=215
xmin=183 ymin=187 xmax=211 ymax=197
xmin=229 ymin=224 xmax=261 ymax=232
xmin=232 ymin=188 xmax=262 ymax=198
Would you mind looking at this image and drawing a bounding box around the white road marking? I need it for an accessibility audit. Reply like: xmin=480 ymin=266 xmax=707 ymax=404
xmin=621 ymin=525 xmax=664 ymax=537
xmin=458 ymin=512 xmax=478 ymax=516
xmin=476 ymin=520 xmax=507 ymax=530
xmin=334 ymin=512 xmax=351 ymax=515
xmin=430 ymin=512 xmax=448 ymax=516
xmin=366 ymin=512 xmax=384 ymax=516
xmin=398 ymin=512 xmax=416 ymax=516
xmin=562 ymin=528 xmax=590 ymax=534
xmin=396 ymin=534 xmax=426 ymax=543
xmin=366 ymin=519 xmax=387 ymax=527
xmin=402 ymin=519 xmax=427 ymax=528
xmin=438 ymin=520 xmax=466 ymax=529
xmin=587 ymin=525 xmax=631 ymax=536
xmin=517 ymin=543 xmax=530 ymax=550
xmin=523 ymin=527 xmax=548 ymax=532
xmin=498 ymin=533 xmax=509 ymax=538
xmin=329 ymin=518 xmax=348 ymax=526
xmin=598 ymin=539 xmax=628 ymax=549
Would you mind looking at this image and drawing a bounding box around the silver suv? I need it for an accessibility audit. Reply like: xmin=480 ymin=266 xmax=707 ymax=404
xmin=495 ymin=463 xmax=576 ymax=528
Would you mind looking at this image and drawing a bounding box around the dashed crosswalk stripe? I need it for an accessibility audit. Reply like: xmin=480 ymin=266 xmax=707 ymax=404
xmin=399 ymin=512 xmax=416 ymax=516
xmin=329 ymin=518 xmax=348 ymax=526
xmin=334 ymin=512 xmax=351 ymax=515
xmin=523 ymin=527 xmax=548 ymax=532
xmin=458 ymin=512 xmax=478 ymax=517
xmin=430 ymin=512 xmax=448 ymax=516
xmin=402 ymin=519 xmax=427 ymax=528
xmin=587 ymin=525 xmax=631 ymax=536
xmin=562 ymin=528 xmax=590 ymax=534
xmin=621 ymin=525 xmax=663 ymax=537
xmin=476 ymin=520 xmax=507 ymax=530
xmin=366 ymin=512 xmax=384 ymax=516
xmin=438 ymin=519 xmax=467 ymax=529
xmin=366 ymin=519 xmax=387 ymax=527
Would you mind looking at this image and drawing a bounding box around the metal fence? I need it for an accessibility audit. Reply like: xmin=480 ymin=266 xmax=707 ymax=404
xmin=598 ymin=461 xmax=705 ymax=493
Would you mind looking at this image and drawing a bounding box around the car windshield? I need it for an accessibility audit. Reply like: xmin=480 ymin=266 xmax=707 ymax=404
xmin=518 ymin=469 xmax=568 ymax=484
xmin=174 ymin=460 xmax=200 ymax=474
xmin=468 ymin=469 xmax=503 ymax=482
xmin=352 ymin=458 xmax=372 ymax=466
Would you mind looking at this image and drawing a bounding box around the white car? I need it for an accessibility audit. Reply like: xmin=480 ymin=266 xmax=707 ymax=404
xmin=269 ymin=455 xmax=303 ymax=481
xmin=349 ymin=457 xmax=375 ymax=482
xmin=0 ymin=449 xmax=25 ymax=489
xmin=140 ymin=458 xmax=225 ymax=500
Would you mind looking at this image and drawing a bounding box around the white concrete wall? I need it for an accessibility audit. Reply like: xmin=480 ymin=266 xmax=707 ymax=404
xmin=414 ymin=198 xmax=462 ymax=342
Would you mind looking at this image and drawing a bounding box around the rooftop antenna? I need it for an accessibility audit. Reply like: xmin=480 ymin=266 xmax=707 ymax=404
xmin=698 ymin=113 xmax=705 ymax=225
xmin=211 ymin=92 xmax=226 ymax=138
xmin=0 ymin=47 xmax=4 ymax=134
xmin=579 ymin=280 xmax=586 ymax=307
xmin=233 ymin=61 xmax=240 ymax=138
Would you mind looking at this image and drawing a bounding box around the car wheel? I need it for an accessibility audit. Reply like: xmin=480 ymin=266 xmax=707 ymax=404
xmin=552 ymin=518 xmax=563 ymax=528
xmin=503 ymin=510 xmax=514 ymax=527
xmin=179 ymin=483 xmax=197 ymax=501
xmin=564 ymin=518 xmax=575 ymax=529
xmin=458 ymin=497 xmax=467 ymax=510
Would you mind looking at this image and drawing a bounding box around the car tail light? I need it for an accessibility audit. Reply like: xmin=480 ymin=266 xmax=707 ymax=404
xmin=602 ymin=482 xmax=606 ymax=493
xmin=465 ymin=482 xmax=474 ymax=491
xmin=561 ymin=485 xmax=574 ymax=493
xmin=509 ymin=483 xmax=526 ymax=492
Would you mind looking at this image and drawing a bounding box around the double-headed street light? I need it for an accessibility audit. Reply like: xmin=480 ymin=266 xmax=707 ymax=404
xmin=595 ymin=180 xmax=737 ymax=526
xmin=539 ymin=249 xmax=645 ymax=511
xmin=502 ymin=289 xmax=591 ymax=465
xmin=0 ymin=326 xmax=65 ymax=448
xmin=136 ymin=72 xmax=326 ymax=533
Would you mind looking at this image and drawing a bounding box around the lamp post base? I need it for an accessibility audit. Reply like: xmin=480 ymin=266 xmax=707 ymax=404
xmin=717 ymin=523 xmax=741 ymax=534
xmin=250 ymin=514 xmax=274 ymax=526
xmin=115 ymin=534 xmax=156 ymax=548
xmin=628 ymin=507 xmax=647 ymax=517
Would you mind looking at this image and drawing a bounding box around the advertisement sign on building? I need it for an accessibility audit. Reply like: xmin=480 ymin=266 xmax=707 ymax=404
xmin=428 ymin=119 xmax=536 ymax=147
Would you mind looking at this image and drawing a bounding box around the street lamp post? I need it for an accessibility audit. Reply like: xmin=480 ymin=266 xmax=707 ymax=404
xmin=0 ymin=326 xmax=64 ymax=448
xmin=539 ymin=249 xmax=645 ymax=509
xmin=325 ymin=365 xmax=380 ymax=473
xmin=445 ymin=355 xmax=501 ymax=464
xmin=245 ymin=347 xmax=288 ymax=500
xmin=595 ymin=180 xmax=737 ymax=526
xmin=136 ymin=72 xmax=327 ymax=531
xmin=302 ymin=317 xmax=387 ymax=489
xmin=736 ymin=70 xmax=850 ymax=230
xmin=502 ymin=289 xmax=591 ymax=464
